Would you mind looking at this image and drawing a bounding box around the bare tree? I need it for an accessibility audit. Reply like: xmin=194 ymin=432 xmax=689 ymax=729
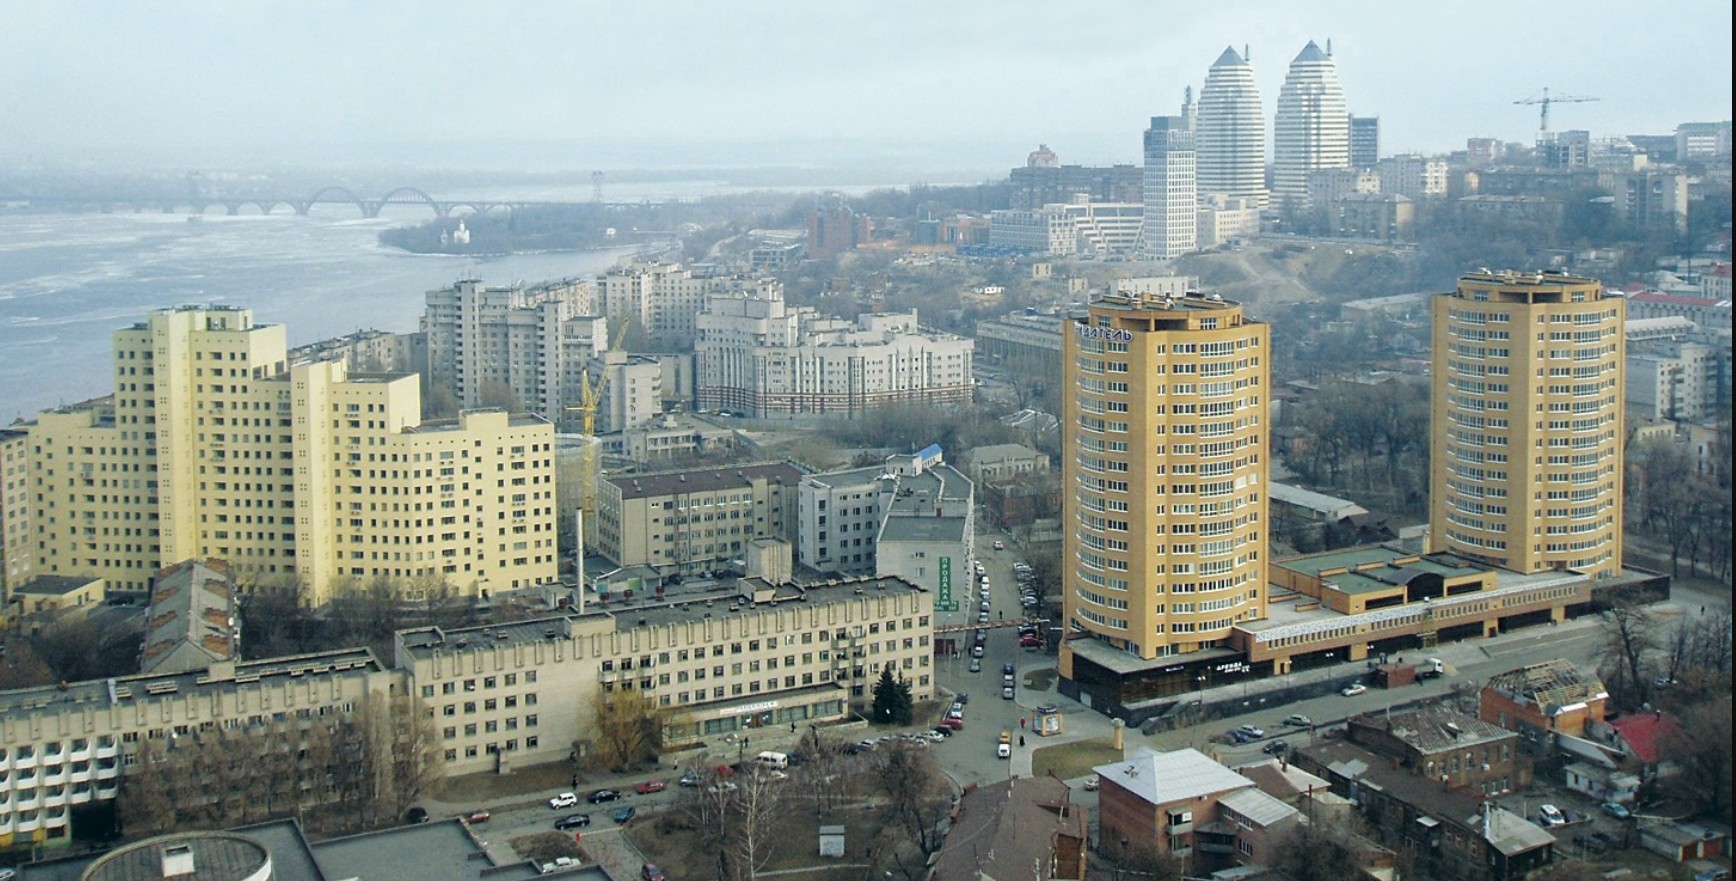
xmin=1269 ymin=819 xmax=1372 ymax=881
xmin=871 ymin=741 xmax=953 ymax=859
xmin=1659 ymin=694 xmax=1734 ymax=821
xmin=1598 ymin=605 xmax=1657 ymax=710
xmin=676 ymin=766 xmax=736 ymax=881
xmin=729 ymin=767 xmax=786 ymax=881
xmin=0 ymin=638 xmax=57 ymax=688
xmin=1097 ymin=837 xmax=1183 ymax=881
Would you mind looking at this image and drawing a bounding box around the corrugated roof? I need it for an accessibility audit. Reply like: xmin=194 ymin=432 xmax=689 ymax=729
xmin=1218 ymin=787 xmax=1299 ymax=827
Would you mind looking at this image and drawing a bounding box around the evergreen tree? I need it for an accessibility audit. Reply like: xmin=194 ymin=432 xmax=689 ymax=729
xmin=872 ymin=666 xmax=900 ymax=724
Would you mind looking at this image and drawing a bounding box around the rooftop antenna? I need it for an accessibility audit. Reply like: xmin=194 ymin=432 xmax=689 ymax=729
xmin=1245 ymin=44 xmax=1250 ymax=62
xmin=1326 ymin=38 xmax=1333 ymax=57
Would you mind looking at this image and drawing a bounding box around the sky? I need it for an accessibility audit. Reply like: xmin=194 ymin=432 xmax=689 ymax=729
xmin=3 ymin=0 xmax=1731 ymax=178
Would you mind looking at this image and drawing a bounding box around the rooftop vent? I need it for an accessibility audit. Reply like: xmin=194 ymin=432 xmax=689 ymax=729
xmin=161 ymin=843 xmax=197 ymax=879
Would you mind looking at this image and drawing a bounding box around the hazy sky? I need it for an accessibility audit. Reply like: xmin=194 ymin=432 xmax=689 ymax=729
xmin=4 ymin=0 xmax=1730 ymax=176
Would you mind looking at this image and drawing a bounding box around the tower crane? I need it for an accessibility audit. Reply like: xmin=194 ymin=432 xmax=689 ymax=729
xmin=565 ymin=317 xmax=635 ymax=587
xmin=1514 ymin=87 xmax=1599 ymax=134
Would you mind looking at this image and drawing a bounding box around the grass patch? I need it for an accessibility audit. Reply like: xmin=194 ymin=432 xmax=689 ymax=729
xmin=629 ymin=802 xmax=884 ymax=881
xmin=509 ymin=831 xmax=588 ymax=864
xmin=428 ymin=762 xmax=572 ymax=808
xmin=1030 ymin=737 xmax=1122 ymax=780
xmin=1021 ymin=668 xmax=1057 ymax=691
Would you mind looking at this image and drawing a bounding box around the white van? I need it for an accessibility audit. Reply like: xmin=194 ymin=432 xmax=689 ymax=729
xmin=755 ymin=751 xmax=789 ymax=771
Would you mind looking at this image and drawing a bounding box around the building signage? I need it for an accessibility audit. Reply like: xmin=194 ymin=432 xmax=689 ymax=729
xmin=937 ymin=556 xmax=958 ymax=611
xmin=1074 ymin=326 xmax=1134 ymax=342
xmin=720 ymin=700 xmax=780 ymax=717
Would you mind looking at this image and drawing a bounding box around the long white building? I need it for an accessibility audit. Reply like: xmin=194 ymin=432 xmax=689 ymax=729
xmin=598 ymin=260 xmax=782 ymax=347
xmin=695 ymin=288 xmax=974 ymax=417
xmin=1272 ymin=40 xmax=1350 ymax=210
xmin=1196 ymin=46 xmax=1267 ymax=208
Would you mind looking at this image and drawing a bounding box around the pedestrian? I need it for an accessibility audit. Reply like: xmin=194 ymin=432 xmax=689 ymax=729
xmin=1020 ymin=717 xmax=1026 ymax=729
xmin=1019 ymin=735 xmax=1025 ymax=747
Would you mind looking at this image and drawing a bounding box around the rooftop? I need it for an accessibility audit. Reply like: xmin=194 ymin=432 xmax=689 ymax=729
xmin=608 ymin=461 xmax=806 ymax=501
xmin=1217 ymin=787 xmax=1299 ymax=828
xmin=929 ymin=777 xmax=1086 ymax=881
xmin=879 ymin=516 xmax=969 ymax=544
xmin=0 ymin=648 xmax=382 ymax=719
xmin=1350 ymin=705 xmax=1514 ymax=755
xmin=396 ymin=576 xmax=925 ymax=662
xmin=13 ymin=574 xmax=101 ymax=596
xmin=82 ymin=833 xmax=269 ymax=881
xmin=1094 ymin=747 xmax=1251 ymax=807
xmin=1483 ymin=660 xmax=1607 ymax=715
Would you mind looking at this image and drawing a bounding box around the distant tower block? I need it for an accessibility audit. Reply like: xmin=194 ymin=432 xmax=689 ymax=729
xmin=592 ymin=171 xmax=604 ymax=202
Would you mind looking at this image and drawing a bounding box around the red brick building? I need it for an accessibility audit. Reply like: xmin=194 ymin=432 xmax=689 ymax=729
xmin=1479 ymin=659 xmax=1608 ymax=746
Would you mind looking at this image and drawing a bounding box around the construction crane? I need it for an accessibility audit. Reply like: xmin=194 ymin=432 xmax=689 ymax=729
xmin=1514 ymin=87 xmax=1599 ymax=134
xmin=566 ymin=318 xmax=633 ymax=523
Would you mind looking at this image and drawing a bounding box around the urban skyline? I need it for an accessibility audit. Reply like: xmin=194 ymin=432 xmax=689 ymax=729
xmin=2 ymin=3 xmax=1728 ymax=173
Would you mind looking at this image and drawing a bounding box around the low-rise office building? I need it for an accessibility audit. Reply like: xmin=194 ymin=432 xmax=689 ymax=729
xmin=1094 ymin=748 xmax=1297 ymax=873
xmin=796 ymin=447 xmax=975 ymax=594
xmin=396 ymin=575 xmax=934 ymax=776
xmin=593 ymin=462 xmax=806 ymax=575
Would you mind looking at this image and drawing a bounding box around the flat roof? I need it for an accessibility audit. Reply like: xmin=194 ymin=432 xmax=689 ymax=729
xmin=312 ymin=820 xmax=548 ymax=881
xmin=14 ymin=575 xmax=101 ymax=596
xmin=608 ymin=461 xmax=806 ymax=501
xmin=0 ymin=648 xmax=381 ymax=718
xmin=879 ymin=516 xmax=968 ymax=543
xmin=1068 ymin=636 xmax=1240 ymax=677
xmin=397 ymin=576 xmax=925 ymax=662
xmin=1272 ymin=545 xmax=1488 ymax=596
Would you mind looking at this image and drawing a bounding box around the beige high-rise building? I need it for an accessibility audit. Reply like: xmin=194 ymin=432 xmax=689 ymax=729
xmin=421 ymin=277 xmax=597 ymax=426
xmin=1430 ymin=271 xmax=1625 ymax=580
xmin=1059 ymin=290 xmax=1269 ymax=709
xmin=21 ymin=306 xmax=559 ymax=605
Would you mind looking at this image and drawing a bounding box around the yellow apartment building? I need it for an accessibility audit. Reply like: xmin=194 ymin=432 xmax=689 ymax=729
xmin=1059 ymin=289 xmax=1270 ymax=710
xmin=1430 ymin=271 xmax=1625 ymax=579
xmin=19 ymin=306 xmax=558 ymax=606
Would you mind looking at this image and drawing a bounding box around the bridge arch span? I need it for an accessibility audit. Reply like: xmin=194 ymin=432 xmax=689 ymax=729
xmin=302 ymin=186 xmax=369 ymax=216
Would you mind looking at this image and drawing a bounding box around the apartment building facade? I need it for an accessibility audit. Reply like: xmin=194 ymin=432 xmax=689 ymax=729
xmin=593 ymin=462 xmax=806 ymax=574
xmin=19 ymin=307 xmax=558 ymax=605
xmin=598 ymin=261 xmax=781 ymax=348
xmin=421 ymin=278 xmax=596 ymax=420
xmin=695 ymin=289 xmax=973 ymax=418
xmin=1 ymin=430 xmax=31 ymax=605
xmin=797 ymin=446 xmax=975 ymax=585
xmin=1430 ymin=271 xmax=1625 ymax=579
xmin=1059 ymin=290 xmax=1269 ymax=706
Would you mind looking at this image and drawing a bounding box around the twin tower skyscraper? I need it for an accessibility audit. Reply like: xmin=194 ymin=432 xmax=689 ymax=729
xmin=1140 ymin=41 xmax=1350 ymax=259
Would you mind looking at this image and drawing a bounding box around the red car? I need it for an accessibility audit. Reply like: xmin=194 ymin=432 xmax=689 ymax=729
xmin=1019 ymin=636 xmax=1042 ymax=648
xmin=635 ymin=780 xmax=667 ymax=794
xmin=940 ymin=717 xmax=964 ymax=730
xmin=463 ymin=809 xmax=490 ymax=823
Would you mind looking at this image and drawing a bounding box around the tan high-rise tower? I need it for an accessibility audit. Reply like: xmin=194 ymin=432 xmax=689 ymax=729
xmin=1430 ymin=271 xmax=1625 ymax=579
xmin=1059 ymin=290 xmax=1269 ymax=706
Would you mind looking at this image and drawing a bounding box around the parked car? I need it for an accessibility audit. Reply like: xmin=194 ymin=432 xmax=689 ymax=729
xmin=1600 ymin=802 xmax=1632 ymax=819
xmin=940 ymin=718 xmax=964 ymax=731
xmin=932 ymin=725 xmax=955 ymax=737
xmin=588 ymin=789 xmax=622 ymax=804
xmin=1229 ymin=729 xmax=1253 ymax=744
xmin=1262 ymin=739 xmax=1289 ymax=755
xmin=1283 ymin=714 xmax=1312 ymax=727
xmin=972 ymin=645 xmax=984 ymax=658
xmin=1083 ymin=775 xmax=1099 ymax=791
xmin=1341 ymin=683 xmax=1368 ymax=697
xmin=956 ymin=693 xmax=970 ymax=704
xmin=993 ymin=540 xmax=1005 ymax=550
xmin=463 ymin=809 xmax=491 ymax=823
xmin=641 ymin=864 xmax=666 ymax=881
xmin=996 ymin=742 xmax=1011 ymax=758
xmin=969 ymin=659 xmax=982 ymax=672
xmin=405 ymin=806 xmax=429 ymax=824
xmin=612 ymin=806 xmax=637 ymax=824
xmin=1236 ymin=724 xmax=1266 ymax=739
xmin=1002 ymin=686 xmax=1015 ymax=699
xmin=706 ymin=781 xmax=738 ymax=794
xmin=554 ymin=813 xmax=592 ymax=830
xmin=1538 ymin=804 xmax=1566 ymax=827
xmin=1003 ymin=662 xmax=1016 ymax=675
xmin=1019 ymin=635 xmax=1042 ymax=647
xmin=635 ymin=780 xmax=667 ymax=794
xmin=549 ymin=792 xmax=579 ymax=809
xmin=1693 ymin=869 xmax=1732 ymax=881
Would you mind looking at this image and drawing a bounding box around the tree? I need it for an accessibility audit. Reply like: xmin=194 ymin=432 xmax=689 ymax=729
xmin=1659 ymin=694 xmax=1734 ymax=821
xmin=729 ymin=767 xmax=786 ymax=881
xmin=1269 ymin=819 xmax=1371 ymax=881
xmin=871 ymin=665 xmax=913 ymax=725
xmin=1598 ymin=605 xmax=1657 ymax=710
xmin=1097 ymin=838 xmax=1183 ymax=881
xmin=583 ymin=688 xmax=665 ymax=773
xmin=477 ymin=380 xmax=522 ymax=412
xmin=0 ymin=638 xmax=57 ymax=689
xmin=871 ymin=741 xmax=953 ymax=861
